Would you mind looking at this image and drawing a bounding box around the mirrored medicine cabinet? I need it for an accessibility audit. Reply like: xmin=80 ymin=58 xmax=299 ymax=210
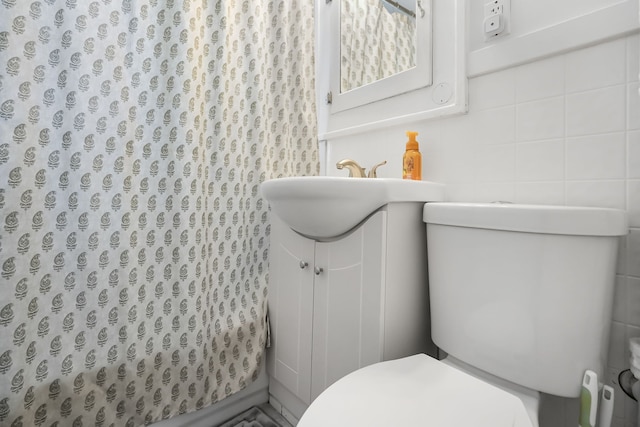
xmin=316 ymin=0 xmax=467 ymax=140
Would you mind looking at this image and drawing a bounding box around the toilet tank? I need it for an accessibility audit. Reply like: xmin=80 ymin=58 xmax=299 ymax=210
xmin=423 ymin=203 xmax=627 ymax=398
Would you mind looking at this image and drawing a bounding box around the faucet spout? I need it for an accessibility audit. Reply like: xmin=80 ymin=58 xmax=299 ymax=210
xmin=336 ymin=159 xmax=367 ymax=178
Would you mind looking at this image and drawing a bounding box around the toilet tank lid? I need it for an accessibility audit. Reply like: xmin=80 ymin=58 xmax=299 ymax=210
xmin=423 ymin=202 xmax=628 ymax=236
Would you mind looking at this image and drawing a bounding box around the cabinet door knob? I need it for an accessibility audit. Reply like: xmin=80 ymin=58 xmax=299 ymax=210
xmin=314 ymin=267 xmax=324 ymax=275
xmin=299 ymin=261 xmax=308 ymax=269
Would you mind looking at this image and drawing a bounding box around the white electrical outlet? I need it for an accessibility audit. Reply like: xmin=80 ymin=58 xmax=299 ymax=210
xmin=484 ymin=1 xmax=503 ymax=16
xmin=483 ymin=0 xmax=511 ymax=41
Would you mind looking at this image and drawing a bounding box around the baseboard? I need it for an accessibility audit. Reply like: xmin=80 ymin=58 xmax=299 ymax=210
xmin=153 ymin=368 xmax=269 ymax=427
xmin=267 ymin=379 xmax=308 ymax=423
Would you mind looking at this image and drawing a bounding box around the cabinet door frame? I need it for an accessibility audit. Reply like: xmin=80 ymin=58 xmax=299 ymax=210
xmin=267 ymin=216 xmax=316 ymax=404
xmin=310 ymin=210 xmax=387 ymax=400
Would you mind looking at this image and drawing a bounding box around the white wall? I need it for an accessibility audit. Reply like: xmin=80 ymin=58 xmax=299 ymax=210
xmin=469 ymin=0 xmax=631 ymax=53
xmin=323 ymin=3 xmax=640 ymax=426
xmin=468 ymin=0 xmax=639 ymax=76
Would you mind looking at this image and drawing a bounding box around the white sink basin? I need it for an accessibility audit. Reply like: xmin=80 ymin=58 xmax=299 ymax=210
xmin=261 ymin=176 xmax=445 ymax=239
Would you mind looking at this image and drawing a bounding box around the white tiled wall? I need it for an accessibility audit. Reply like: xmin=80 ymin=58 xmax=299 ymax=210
xmin=326 ymin=33 xmax=640 ymax=427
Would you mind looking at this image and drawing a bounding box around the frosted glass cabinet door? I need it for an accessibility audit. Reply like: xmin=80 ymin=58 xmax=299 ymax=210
xmin=267 ymin=216 xmax=315 ymax=404
xmin=310 ymin=211 xmax=386 ymax=401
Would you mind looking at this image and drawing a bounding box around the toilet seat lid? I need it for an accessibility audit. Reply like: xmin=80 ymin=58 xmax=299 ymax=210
xmin=298 ymin=354 xmax=534 ymax=427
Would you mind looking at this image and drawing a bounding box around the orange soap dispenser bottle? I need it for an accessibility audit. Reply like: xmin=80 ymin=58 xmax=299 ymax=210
xmin=403 ymin=131 xmax=422 ymax=180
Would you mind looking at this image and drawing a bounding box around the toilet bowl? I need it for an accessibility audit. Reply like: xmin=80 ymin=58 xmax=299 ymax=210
xmin=297 ymin=203 xmax=627 ymax=427
xmin=298 ymin=354 xmax=537 ymax=427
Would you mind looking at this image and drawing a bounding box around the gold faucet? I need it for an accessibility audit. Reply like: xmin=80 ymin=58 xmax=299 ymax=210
xmin=336 ymin=159 xmax=387 ymax=178
xmin=336 ymin=159 xmax=367 ymax=178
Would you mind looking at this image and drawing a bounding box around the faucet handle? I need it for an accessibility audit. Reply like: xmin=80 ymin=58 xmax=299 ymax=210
xmin=367 ymin=160 xmax=387 ymax=178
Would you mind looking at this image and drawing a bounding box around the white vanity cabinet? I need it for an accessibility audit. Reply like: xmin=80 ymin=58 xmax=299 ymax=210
xmin=266 ymin=202 xmax=436 ymax=423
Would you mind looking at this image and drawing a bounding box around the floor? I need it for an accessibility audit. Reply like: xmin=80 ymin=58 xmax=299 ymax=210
xmin=215 ymin=404 xmax=293 ymax=427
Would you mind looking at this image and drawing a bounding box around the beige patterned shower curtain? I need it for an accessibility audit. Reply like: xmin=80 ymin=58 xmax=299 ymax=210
xmin=0 ymin=0 xmax=318 ymax=425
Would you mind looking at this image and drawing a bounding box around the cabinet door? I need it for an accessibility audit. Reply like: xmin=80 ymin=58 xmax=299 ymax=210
xmin=267 ymin=216 xmax=315 ymax=404
xmin=310 ymin=210 xmax=386 ymax=400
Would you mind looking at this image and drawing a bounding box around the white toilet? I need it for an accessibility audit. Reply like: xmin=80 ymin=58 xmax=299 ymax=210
xmin=298 ymin=202 xmax=627 ymax=427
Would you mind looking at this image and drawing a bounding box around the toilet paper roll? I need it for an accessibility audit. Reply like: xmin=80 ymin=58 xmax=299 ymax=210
xmin=631 ymin=364 xmax=640 ymax=380
xmin=631 ymin=338 xmax=640 ymax=380
xmin=630 ymin=337 xmax=640 ymax=357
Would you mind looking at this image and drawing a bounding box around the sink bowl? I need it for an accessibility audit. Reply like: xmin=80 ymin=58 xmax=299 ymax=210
xmin=261 ymin=176 xmax=445 ymax=239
